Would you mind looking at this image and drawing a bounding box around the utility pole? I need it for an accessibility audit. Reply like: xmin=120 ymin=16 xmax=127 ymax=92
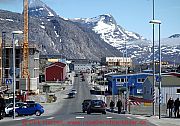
xmin=152 ymin=0 xmax=156 ymax=116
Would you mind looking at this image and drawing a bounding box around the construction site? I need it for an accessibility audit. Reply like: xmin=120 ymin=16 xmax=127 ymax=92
xmin=0 ymin=0 xmax=40 ymax=98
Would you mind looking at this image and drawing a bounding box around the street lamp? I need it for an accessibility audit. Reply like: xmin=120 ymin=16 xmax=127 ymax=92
xmin=12 ymin=31 xmax=23 ymax=119
xmin=149 ymin=20 xmax=161 ymax=119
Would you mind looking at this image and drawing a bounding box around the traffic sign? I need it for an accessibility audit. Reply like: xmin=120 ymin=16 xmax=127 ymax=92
xmin=9 ymin=67 xmax=20 ymax=77
xmin=5 ymin=78 xmax=12 ymax=85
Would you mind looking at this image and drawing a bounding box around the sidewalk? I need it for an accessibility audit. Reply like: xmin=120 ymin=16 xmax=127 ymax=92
xmin=134 ymin=115 xmax=180 ymax=126
xmin=106 ymin=107 xmax=180 ymax=126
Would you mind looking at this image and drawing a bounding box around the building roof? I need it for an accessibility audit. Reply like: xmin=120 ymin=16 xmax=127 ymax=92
xmin=46 ymin=62 xmax=66 ymax=69
xmin=146 ymin=75 xmax=180 ymax=87
xmin=108 ymin=73 xmax=153 ymax=78
xmin=71 ymin=59 xmax=91 ymax=64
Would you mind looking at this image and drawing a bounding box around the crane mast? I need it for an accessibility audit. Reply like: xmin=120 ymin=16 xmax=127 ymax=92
xmin=22 ymin=0 xmax=29 ymax=78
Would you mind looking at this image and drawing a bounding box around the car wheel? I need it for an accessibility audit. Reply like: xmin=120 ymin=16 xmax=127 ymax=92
xmin=102 ymin=111 xmax=106 ymax=114
xmin=87 ymin=111 xmax=91 ymax=114
xmin=35 ymin=111 xmax=41 ymax=116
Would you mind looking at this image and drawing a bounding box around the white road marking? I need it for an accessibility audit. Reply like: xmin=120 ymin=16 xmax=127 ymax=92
xmin=127 ymin=117 xmax=132 ymax=119
xmin=14 ymin=117 xmax=25 ymax=120
xmin=46 ymin=117 xmax=55 ymax=120
xmin=28 ymin=118 xmax=35 ymax=120
xmin=75 ymin=116 xmax=84 ymax=119
xmin=136 ymin=116 xmax=146 ymax=119
xmin=106 ymin=116 xmax=112 ymax=119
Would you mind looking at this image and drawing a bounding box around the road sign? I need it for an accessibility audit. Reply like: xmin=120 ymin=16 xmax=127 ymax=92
xmin=5 ymin=78 xmax=12 ymax=85
xmin=9 ymin=67 xmax=20 ymax=77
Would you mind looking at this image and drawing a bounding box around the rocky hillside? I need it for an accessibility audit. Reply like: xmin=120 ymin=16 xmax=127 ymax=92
xmin=0 ymin=1 xmax=123 ymax=60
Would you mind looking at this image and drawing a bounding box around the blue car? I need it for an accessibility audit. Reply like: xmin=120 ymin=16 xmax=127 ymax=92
xmin=9 ymin=103 xmax=44 ymax=116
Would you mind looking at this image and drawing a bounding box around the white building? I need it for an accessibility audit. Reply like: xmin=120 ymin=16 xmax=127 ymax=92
xmin=143 ymin=73 xmax=180 ymax=104
xmin=103 ymin=57 xmax=132 ymax=67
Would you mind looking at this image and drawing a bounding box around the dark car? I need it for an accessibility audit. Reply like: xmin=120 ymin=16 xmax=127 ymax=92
xmin=9 ymin=103 xmax=44 ymax=117
xmin=87 ymin=100 xmax=106 ymax=114
xmin=82 ymin=99 xmax=91 ymax=113
xmin=67 ymin=92 xmax=75 ymax=98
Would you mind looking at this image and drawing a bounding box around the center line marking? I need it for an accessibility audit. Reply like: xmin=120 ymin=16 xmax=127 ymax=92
xmin=76 ymin=116 xmax=84 ymax=119
xmin=47 ymin=117 xmax=55 ymax=120
xmin=106 ymin=117 xmax=112 ymax=119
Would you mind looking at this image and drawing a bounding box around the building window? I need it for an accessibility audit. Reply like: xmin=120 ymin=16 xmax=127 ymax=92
xmin=121 ymin=78 xmax=125 ymax=82
xmin=116 ymin=78 xmax=120 ymax=82
xmin=177 ymin=89 xmax=180 ymax=93
xmin=137 ymin=78 xmax=145 ymax=83
xmin=116 ymin=78 xmax=128 ymax=83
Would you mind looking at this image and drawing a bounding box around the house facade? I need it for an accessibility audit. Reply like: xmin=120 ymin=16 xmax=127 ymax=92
xmin=101 ymin=57 xmax=132 ymax=67
xmin=107 ymin=73 xmax=151 ymax=96
xmin=143 ymin=73 xmax=180 ymax=104
xmin=45 ymin=62 xmax=66 ymax=82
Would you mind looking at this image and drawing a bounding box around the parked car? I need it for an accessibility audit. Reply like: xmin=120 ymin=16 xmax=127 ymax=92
xmin=67 ymin=92 xmax=75 ymax=98
xmin=9 ymin=103 xmax=44 ymax=117
xmin=82 ymin=99 xmax=91 ymax=113
xmin=87 ymin=100 xmax=106 ymax=114
xmin=24 ymin=100 xmax=35 ymax=104
xmin=74 ymin=74 xmax=78 ymax=77
xmin=5 ymin=102 xmax=25 ymax=116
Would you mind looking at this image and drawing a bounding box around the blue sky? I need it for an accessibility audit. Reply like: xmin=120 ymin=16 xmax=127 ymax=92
xmin=0 ymin=0 xmax=179 ymax=40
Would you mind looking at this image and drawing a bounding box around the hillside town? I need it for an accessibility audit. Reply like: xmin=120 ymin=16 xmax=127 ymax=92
xmin=0 ymin=0 xmax=180 ymax=126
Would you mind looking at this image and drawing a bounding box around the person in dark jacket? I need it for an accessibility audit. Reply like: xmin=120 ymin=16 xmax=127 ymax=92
xmin=167 ymin=97 xmax=174 ymax=118
xmin=110 ymin=100 xmax=115 ymax=112
xmin=116 ymin=99 xmax=122 ymax=114
xmin=174 ymin=98 xmax=180 ymax=118
xmin=0 ymin=94 xmax=5 ymax=120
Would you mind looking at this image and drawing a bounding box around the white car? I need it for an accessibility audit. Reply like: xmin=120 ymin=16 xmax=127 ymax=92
xmin=71 ymin=89 xmax=77 ymax=94
xmin=5 ymin=102 xmax=25 ymax=115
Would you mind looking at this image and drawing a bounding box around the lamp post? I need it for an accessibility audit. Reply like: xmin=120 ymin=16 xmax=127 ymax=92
xmin=152 ymin=0 xmax=156 ymax=116
xmin=12 ymin=31 xmax=23 ymax=119
xmin=125 ymin=40 xmax=129 ymax=112
xmin=149 ymin=20 xmax=161 ymax=119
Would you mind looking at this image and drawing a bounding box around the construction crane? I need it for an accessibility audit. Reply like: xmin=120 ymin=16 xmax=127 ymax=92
xmin=22 ymin=0 xmax=30 ymax=85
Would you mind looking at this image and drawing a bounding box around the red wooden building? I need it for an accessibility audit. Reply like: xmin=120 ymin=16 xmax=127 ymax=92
xmin=45 ymin=62 xmax=66 ymax=82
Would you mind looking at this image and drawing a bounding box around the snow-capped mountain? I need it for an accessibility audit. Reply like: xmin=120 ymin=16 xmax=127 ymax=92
xmin=71 ymin=16 xmax=180 ymax=64
xmin=169 ymin=34 xmax=180 ymax=38
xmin=29 ymin=0 xmax=58 ymax=18
xmin=71 ymin=14 xmax=144 ymax=48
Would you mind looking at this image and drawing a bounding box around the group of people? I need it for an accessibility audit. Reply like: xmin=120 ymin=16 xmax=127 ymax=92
xmin=110 ymin=99 xmax=122 ymax=114
xmin=167 ymin=97 xmax=180 ymax=118
xmin=0 ymin=94 xmax=5 ymax=120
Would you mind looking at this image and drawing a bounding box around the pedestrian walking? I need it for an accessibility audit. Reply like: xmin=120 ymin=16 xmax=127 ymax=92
xmin=110 ymin=100 xmax=115 ymax=112
xmin=0 ymin=94 xmax=5 ymax=120
xmin=116 ymin=99 xmax=122 ymax=114
xmin=174 ymin=98 xmax=180 ymax=118
xmin=167 ymin=97 xmax=174 ymax=118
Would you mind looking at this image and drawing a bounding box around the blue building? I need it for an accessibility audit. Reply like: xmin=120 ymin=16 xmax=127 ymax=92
xmin=107 ymin=73 xmax=152 ymax=96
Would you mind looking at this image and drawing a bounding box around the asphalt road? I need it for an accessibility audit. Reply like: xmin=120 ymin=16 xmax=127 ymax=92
xmin=0 ymin=73 xmax=157 ymax=126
